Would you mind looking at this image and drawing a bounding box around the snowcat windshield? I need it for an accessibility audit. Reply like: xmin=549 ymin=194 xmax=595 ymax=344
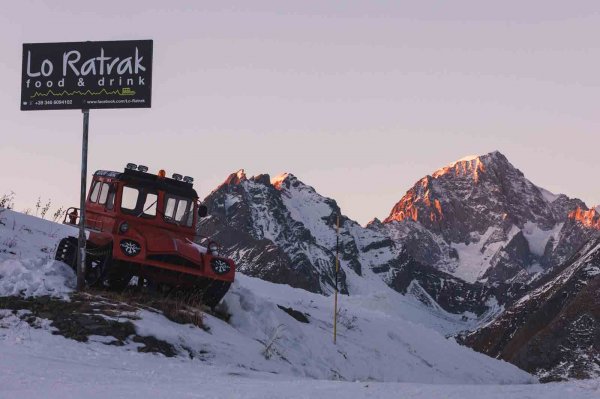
xmin=163 ymin=194 xmax=194 ymax=227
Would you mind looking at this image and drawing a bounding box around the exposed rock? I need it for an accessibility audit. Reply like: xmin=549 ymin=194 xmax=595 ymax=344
xmin=461 ymin=238 xmax=600 ymax=381
xmin=200 ymin=172 xmax=350 ymax=295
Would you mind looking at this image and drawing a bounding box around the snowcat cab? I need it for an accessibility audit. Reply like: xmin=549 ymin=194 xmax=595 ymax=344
xmin=55 ymin=163 xmax=235 ymax=307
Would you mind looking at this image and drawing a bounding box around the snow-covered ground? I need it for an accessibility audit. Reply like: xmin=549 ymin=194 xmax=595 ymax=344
xmin=0 ymin=210 xmax=78 ymax=298
xmin=1 ymin=209 xmax=599 ymax=398
xmin=1 ymin=316 xmax=598 ymax=399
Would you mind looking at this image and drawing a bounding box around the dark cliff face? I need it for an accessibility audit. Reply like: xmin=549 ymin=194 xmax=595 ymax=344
xmin=200 ymin=170 xmax=354 ymax=295
xmin=198 ymin=214 xmax=326 ymax=294
xmin=370 ymin=247 xmax=529 ymax=316
xmin=461 ymin=238 xmax=600 ymax=381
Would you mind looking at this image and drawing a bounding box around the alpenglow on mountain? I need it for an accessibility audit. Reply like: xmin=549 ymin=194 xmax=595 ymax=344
xmin=199 ymin=151 xmax=600 ymax=309
xmin=196 ymin=150 xmax=600 ymax=380
xmin=379 ymin=150 xmax=599 ymax=284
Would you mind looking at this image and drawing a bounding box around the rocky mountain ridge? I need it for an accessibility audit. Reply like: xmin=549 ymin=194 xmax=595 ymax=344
xmin=198 ymin=152 xmax=600 ymax=319
xmin=199 ymin=169 xmax=499 ymax=317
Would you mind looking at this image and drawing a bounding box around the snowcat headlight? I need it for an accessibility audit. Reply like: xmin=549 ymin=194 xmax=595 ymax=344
xmin=183 ymin=176 xmax=194 ymax=184
xmin=126 ymin=163 xmax=137 ymax=170
xmin=172 ymin=173 xmax=183 ymax=181
xmin=119 ymin=221 xmax=129 ymax=233
xmin=208 ymin=242 xmax=219 ymax=256
xmin=137 ymin=165 xmax=149 ymax=173
xmin=210 ymin=258 xmax=230 ymax=275
xmin=120 ymin=239 xmax=141 ymax=257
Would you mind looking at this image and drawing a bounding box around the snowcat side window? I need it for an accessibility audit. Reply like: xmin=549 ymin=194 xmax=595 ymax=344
xmin=98 ymin=183 xmax=110 ymax=205
xmin=164 ymin=197 xmax=176 ymax=220
xmin=181 ymin=201 xmax=194 ymax=227
xmin=142 ymin=193 xmax=157 ymax=217
xmin=186 ymin=205 xmax=195 ymax=226
xmin=89 ymin=181 xmax=101 ymax=203
xmin=106 ymin=185 xmax=116 ymax=210
xmin=121 ymin=186 xmax=139 ymax=211
xmin=175 ymin=199 xmax=189 ymax=222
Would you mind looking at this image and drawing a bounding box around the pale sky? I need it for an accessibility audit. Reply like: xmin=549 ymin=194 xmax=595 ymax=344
xmin=1 ymin=1 xmax=599 ymax=225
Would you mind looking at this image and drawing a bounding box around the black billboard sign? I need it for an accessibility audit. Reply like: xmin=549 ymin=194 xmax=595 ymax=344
xmin=21 ymin=40 xmax=152 ymax=110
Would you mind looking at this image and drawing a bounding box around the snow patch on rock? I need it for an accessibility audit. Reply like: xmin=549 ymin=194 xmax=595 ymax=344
xmin=522 ymin=222 xmax=561 ymax=257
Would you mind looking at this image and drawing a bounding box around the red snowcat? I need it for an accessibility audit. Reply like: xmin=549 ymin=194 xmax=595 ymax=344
xmin=55 ymin=163 xmax=235 ymax=307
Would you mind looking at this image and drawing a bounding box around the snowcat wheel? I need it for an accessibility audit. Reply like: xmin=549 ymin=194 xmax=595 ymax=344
xmin=201 ymin=280 xmax=231 ymax=309
xmin=105 ymin=260 xmax=133 ymax=291
xmin=55 ymin=237 xmax=78 ymax=269
xmin=84 ymin=244 xmax=112 ymax=288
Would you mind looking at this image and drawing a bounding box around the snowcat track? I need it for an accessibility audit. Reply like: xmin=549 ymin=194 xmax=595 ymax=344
xmin=55 ymin=237 xmax=111 ymax=288
xmin=128 ymin=265 xmax=232 ymax=309
xmin=55 ymin=237 xmax=78 ymax=268
xmin=55 ymin=238 xmax=231 ymax=308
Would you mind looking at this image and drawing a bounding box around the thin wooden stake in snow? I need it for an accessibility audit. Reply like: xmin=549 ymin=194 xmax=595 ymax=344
xmin=333 ymin=214 xmax=340 ymax=344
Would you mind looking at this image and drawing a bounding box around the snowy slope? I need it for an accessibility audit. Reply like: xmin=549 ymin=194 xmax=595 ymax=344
xmin=0 ymin=208 xmax=537 ymax=386
xmin=2 ymin=325 xmax=599 ymax=399
xmin=0 ymin=210 xmax=79 ymax=299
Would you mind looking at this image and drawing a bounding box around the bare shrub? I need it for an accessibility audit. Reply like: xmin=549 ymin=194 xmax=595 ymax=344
xmin=0 ymin=192 xmax=15 ymax=210
xmin=40 ymin=200 xmax=52 ymax=219
xmin=158 ymin=291 xmax=206 ymax=329
xmin=91 ymin=289 xmax=206 ymax=330
xmin=260 ymin=324 xmax=286 ymax=360
xmin=52 ymin=207 xmax=65 ymax=222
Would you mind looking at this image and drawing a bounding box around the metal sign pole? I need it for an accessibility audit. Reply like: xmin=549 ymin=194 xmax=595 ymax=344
xmin=333 ymin=214 xmax=339 ymax=344
xmin=76 ymin=109 xmax=89 ymax=291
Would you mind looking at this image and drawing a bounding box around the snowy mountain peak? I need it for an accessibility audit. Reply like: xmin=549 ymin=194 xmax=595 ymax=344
xmin=220 ymin=169 xmax=247 ymax=187
xmin=454 ymin=154 xmax=479 ymax=164
xmin=432 ymin=151 xmax=509 ymax=180
xmin=384 ymin=150 xmax=534 ymax=230
xmin=379 ymin=151 xmax=600 ymax=283
xmin=271 ymin=172 xmax=293 ymax=190
xmin=447 ymin=150 xmax=502 ymax=166
xmin=366 ymin=217 xmax=383 ymax=228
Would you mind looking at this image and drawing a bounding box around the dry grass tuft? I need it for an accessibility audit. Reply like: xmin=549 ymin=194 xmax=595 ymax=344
xmin=86 ymin=289 xmax=207 ymax=330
